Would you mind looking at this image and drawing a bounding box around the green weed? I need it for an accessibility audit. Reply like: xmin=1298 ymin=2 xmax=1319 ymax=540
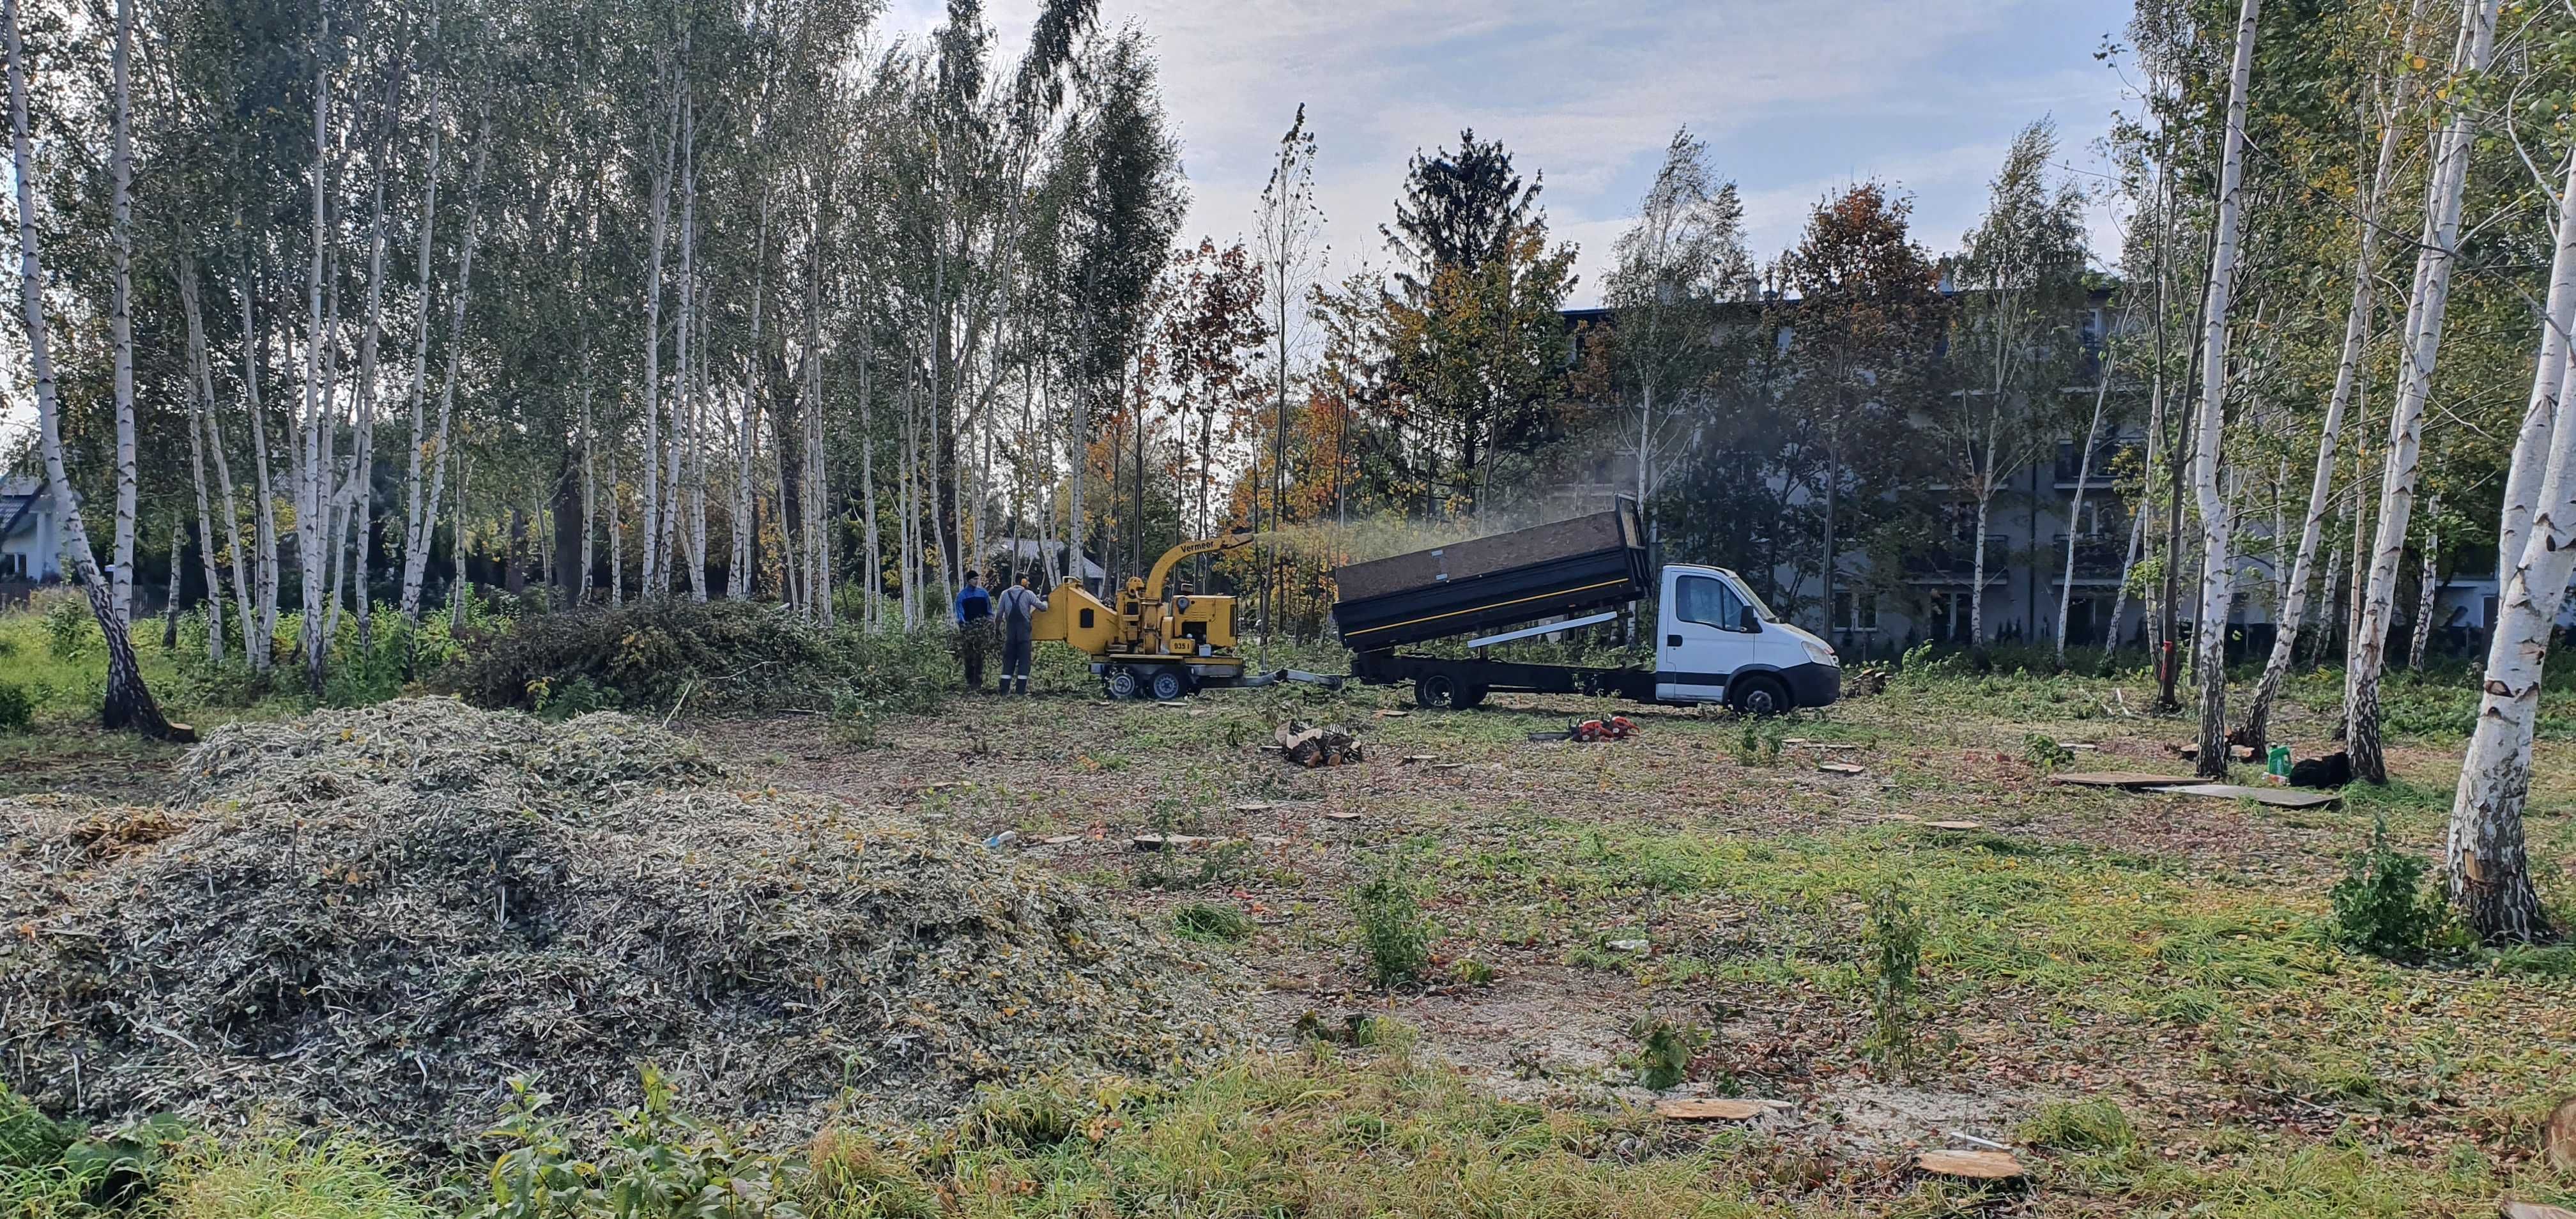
xmin=1351 ymin=866 xmax=1432 ymax=988
xmin=2327 ymin=816 xmax=2446 ymax=962
xmin=1171 ymin=901 xmax=1254 ymax=942
xmin=1862 ymin=875 xmax=1928 ymax=1075
xmin=1625 ymin=1017 xmax=1708 ymax=1091
xmin=2018 ymin=1098 xmax=2136 ymax=1152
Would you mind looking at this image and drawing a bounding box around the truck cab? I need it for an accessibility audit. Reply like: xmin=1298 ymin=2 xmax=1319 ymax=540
xmin=1652 ymin=565 xmax=1841 ymax=714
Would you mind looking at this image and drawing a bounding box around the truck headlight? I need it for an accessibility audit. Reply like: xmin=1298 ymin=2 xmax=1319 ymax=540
xmin=1802 ymin=640 xmax=1839 ymax=668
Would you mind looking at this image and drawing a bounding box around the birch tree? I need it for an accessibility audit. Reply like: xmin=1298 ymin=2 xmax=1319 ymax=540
xmin=2187 ymin=0 xmax=2261 ymax=780
xmin=2348 ymin=0 xmax=2500 ymax=783
xmin=6 ymin=0 xmax=183 ymax=739
xmin=2239 ymin=33 xmax=2416 ymax=752
xmin=2446 ymin=142 xmax=2576 ymax=944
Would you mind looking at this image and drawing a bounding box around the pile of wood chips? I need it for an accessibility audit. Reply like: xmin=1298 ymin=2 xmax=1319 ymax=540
xmin=1275 ymin=720 xmax=1364 ymax=767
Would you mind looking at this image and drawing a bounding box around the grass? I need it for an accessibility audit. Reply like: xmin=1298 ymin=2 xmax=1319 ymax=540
xmin=10 ymin=605 xmax=2576 ymax=1216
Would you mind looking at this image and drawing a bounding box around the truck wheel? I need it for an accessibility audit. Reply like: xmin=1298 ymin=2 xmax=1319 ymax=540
xmin=1149 ymin=670 xmax=1188 ymax=702
xmin=1103 ymin=668 xmax=1139 ymax=700
xmin=1730 ymin=673 xmax=1791 ymax=717
xmin=1456 ymin=685 xmax=1489 ymax=710
xmin=1413 ymin=673 xmax=1460 ymax=709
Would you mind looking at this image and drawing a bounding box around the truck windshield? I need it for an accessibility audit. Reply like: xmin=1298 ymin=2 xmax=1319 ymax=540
xmin=1728 ymin=574 xmax=1779 ymax=623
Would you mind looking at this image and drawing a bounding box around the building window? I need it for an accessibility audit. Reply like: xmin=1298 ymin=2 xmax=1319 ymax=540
xmin=0 ymin=552 xmax=22 ymax=579
xmin=1834 ymin=590 xmax=1878 ymax=631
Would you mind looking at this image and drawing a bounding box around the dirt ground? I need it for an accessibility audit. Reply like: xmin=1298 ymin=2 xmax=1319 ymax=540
xmin=693 ymin=672 xmax=2576 ymax=1177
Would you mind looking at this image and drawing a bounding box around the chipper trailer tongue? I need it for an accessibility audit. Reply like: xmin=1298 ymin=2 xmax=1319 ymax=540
xmin=1328 ymin=502 xmax=1841 ymax=714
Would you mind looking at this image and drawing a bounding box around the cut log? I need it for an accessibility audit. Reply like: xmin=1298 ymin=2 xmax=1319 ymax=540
xmin=1653 ymin=1098 xmax=1790 ymax=1121
xmin=1275 ymin=720 xmax=1363 ymax=768
xmin=1816 ymin=762 xmax=1866 ymax=775
xmin=1915 ymin=1149 xmax=2024 ymax=1179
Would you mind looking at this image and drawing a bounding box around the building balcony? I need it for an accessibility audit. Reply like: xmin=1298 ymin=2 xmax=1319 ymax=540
xmin=1903 ymin=533 xmax=2011 ymax=583
xmin=2053 ymin=440 xmax=2136 ymax=488
xmin=2048 ymin=533 xmax=2128 ymax=581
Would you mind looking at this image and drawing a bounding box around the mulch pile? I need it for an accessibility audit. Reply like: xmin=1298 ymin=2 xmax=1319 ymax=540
xmin=1 ymin=699 xmax=1249 ymax=1148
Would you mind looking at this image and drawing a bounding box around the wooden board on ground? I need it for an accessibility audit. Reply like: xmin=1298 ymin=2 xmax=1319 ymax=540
xmin=1230 ymin=801 xmax=1277 ymax=813
xmin=1816 ymin=762 xmax=1866 ymax=775
xmin=2149 ymin=783 xmax=2341 ymax=809
xmin=2051 ymin=770 xmax=2195 ymax=788
xmin=1915 ymin=1149 xmax=2023 ymax=1179
xmin=1924 ymin=819 xmax=1983 ymax=831
xmin=1131 ymin=834 xmax=1207 ymax=850
xmin=1653 ymin=1098 xmax=1790 ymax=1121
xmin=1321 ymin=809 xmax=1363 ymax=822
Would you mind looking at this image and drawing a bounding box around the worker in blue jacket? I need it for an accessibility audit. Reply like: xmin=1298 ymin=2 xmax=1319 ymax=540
xmin=955 ymin=571 xmax=993 ymax=692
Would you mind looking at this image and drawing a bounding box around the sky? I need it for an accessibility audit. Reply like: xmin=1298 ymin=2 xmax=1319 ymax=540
xmin=1 ymin=1 xmax=2142 ymax=452
xmin=886 ymin=0 xmax=2142 ymax=308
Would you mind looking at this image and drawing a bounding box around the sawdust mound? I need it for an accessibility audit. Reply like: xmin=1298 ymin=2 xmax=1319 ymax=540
xmin=1 ymin=699 xmax=1250 ymax=1149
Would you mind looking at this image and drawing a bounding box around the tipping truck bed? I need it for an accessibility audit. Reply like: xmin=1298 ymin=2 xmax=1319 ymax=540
xmin=1330 ymin=505 xmax=1648 ymax=651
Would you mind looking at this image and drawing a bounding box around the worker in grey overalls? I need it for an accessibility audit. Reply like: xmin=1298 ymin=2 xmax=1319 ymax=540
xmin=995 ymin=574 xmax=1048 ymax=696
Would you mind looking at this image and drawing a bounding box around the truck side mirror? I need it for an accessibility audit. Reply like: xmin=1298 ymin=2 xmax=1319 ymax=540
xmin=1738 ymin=606 xmax=1759 ymax=633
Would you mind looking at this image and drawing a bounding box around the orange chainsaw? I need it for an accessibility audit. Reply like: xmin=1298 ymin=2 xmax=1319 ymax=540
xmin=1527 ymin=714 xmax=1638 ymax=743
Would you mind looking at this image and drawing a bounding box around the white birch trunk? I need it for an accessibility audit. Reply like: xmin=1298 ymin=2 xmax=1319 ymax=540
xmin=639 ymin=78 xmax=678 ymax=597
xmin=2409 ymin=516 xmax=2440 ymax=670
xmin=2189 ymin=0 xmax=2262 ymax=779
xmin=180 ymin=263 xmax=227 ymax=666
xmin=2240 ymin=104 xmax=2406 ymax=747
xmin=399 ymin=119 xmax=488 ymax=624
xmin=394 ymin=57 xmax=443 ymax=627
xmin=181 ymin=264 xmax=255 ymax=667
xmin=2350 ymin=0 xmax=2500 ymax=782
xmin=6 ymin=0 xmax=174 ymax=735
xmin=2447 ymin=151 xmax=2576 ymax=942
xmin=243 ymin=257 xmax=282 ymax=668
xmin=2056 ymin=356 xmax=2115 ymax=668
xmin=106 ymin=0 xmax=137 ymax=627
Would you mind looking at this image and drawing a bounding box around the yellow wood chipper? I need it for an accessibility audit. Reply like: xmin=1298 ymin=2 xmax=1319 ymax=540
xmin=1028 ymin=531 xmax=1339 ymax=700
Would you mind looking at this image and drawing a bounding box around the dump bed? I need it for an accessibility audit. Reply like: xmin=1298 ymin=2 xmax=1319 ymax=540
xmin=1330 ymin=505 xmax=1648 ymax=650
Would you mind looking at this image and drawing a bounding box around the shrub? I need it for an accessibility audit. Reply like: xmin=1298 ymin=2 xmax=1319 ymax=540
xmin=473 ymin=1070 xmax=796 ymax=1219
xmin=2328 ymin=816 xmax=2446 ymax=962
xmin=0 ymin=681 xmax=33 ymax=733
xmin=2023 ymin=733 xmax=2074 ymax=772
xmin=1351 ymin=868 xmax=1431 ymax=988
xmin=1625 ymin=1017 xmax=1708 ymax=1091
xmin=1862 ymin=877 xmax=1928 ymax=1075
xmin=1171 ymin=901 xmax=1254 ymax=942
xmin=38 ymin=592 xmax=94 ymax=661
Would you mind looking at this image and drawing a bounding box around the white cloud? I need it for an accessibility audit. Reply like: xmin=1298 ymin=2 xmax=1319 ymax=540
xmin=834 ymin=0 xmax=2131 ymax=306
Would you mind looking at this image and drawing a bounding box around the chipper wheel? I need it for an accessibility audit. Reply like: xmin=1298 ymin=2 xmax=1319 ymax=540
xmin=1149 ymin=669 xmax=1190 ymax=702
xmin=1103 ymin=666 xmax=1140 ymax=700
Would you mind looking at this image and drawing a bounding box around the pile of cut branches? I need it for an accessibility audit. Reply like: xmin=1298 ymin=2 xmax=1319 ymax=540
xmin=1 ymin=700 xmax=1248 ymax=1149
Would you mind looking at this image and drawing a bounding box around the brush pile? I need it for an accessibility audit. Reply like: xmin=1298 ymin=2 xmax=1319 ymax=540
xmin=1 ymin=699 xmax=1248 ymax=1149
